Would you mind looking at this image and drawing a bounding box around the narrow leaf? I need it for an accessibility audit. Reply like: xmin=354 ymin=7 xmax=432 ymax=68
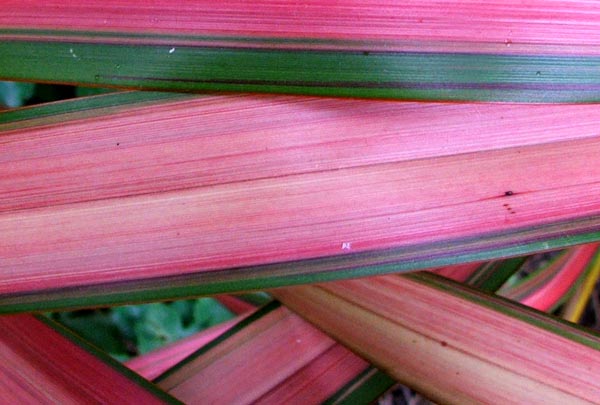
xmin=562 ymin=250 xmax=600 ymax=322
xmin=498 ymin=244 xmax=599 ymax=311
xmin=465 ymin=257 xmax=527 ymax=293
xmin=3 ymin=1 xmax=600 ymax=101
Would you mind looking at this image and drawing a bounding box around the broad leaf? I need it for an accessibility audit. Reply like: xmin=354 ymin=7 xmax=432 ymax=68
xmin=3 ymin=93 xmax=600 ymax=312
xmin=273 ymin=274 xmax=600 ymax=403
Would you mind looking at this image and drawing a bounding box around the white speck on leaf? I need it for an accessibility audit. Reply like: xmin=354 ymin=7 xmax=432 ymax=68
xmin=69 ymin=48 xmax=77 ymax=58
xmin=169 ymin=47 xmax=176 ymax=54
xmin=342 ymin=242 xmax=352 ymax=250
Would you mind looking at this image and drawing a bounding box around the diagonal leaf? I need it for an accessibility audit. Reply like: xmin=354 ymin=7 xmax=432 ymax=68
xmin=463 ymin=257 xmax=528 ymax=293
xmin=273 ymin=274 xmax=600 ymax=403
xmin=498 ymin=243 xmax=600 ymax=311
xmin=0 ymin=314 xmax=179 ymax=403
xmin=3 ymin=1 xmax=600 ymax=101
xmin=562 ymin=251 xmax=600 ymax=322
xmin=155 ymin=302 xmax=376 ymax=404
xmin=429 ymin=262 xmax=482 ymax=283
xmin=145 ymin=255 xmax=570 ymax=404
xmin=125 ymin=314 xmax=250 ymax=381
xmin=3 ymin=93 xmax=600 ymax=312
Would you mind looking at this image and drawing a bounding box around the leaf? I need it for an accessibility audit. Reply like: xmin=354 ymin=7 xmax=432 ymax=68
xmin=0 ymin=314 xmax=179 ymax=403
xmin=135 ymin=304 xmax=187 ymax=354
xmin=192 ymin=298 xmax=235 ymax=330
xmin=4 ymin=93 xmax=600 ymax=312
xmin=3 ymin=2 xmax=600 ymax=101
xmin=562 ymin=251 xmax=600 ymax=322
xmin=146 ymin=254 xmax=559 ymax=404
xmin=272 ymin=274 xmax=600 ymax=403
xmin=465 ymin=257 xmax=527 ymax=293
xmin=429 ymin=262 xmax=482 ymax=283
xmin=498 ymin=244 xmax=599 ymax=311
xmin=131 ymin=299 xmax=235 ymax=354
xmin=156 ymin=302 xmax=376 ymax=404
xmin=215 ymin=295 xmax=264 ymax=315
xmin=126 ymin=315 xmax=249 ymax=381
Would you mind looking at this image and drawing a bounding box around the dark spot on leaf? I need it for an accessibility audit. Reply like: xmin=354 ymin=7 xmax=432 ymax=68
xmin=363 ymin=51 xmax=370 ymax=56
xmin=116 ymin=142 xmax=120 ymax=146
xmin=504 ymin=191 xmax=514 ymax=196
xmin=441 ymin=341 xmax=448 ymax=347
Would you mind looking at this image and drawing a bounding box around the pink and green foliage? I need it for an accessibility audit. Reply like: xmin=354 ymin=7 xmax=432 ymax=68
xmin=274 ymin=274 xmax=600 ymax=403
xmin=2 ymin=1 xmax=600 ymax=403
xmin=0 ymin=315 xmax=176 ymax=402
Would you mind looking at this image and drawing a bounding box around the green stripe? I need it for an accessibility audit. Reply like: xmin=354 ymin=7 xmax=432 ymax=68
xmin=323 ymin=366 xmax=396 ymax=405
xmin=2 ymin=215 xmax=600 ymax=313
xmin=0 ymin=91 xmax=191 ymax=130
xmin=36 ymin=314 xmax=182 ymax=403
xmin=0 ymin=28 xmax=392 ymax=49
xmin=408 ymin=273 xmax=600 ymax=351
xmin=467 ymin=257 xmax=527 ymax=293
xmin=2 ymin=39 xmax=600 ymax=102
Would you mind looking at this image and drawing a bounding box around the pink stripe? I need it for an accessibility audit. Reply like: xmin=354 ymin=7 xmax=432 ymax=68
xmin=3 ymin=1 xmax=600 ymax=54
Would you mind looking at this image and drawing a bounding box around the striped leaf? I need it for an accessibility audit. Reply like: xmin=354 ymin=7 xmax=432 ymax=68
xmin=498 ymin=244 xmax=600 ymax=311
xmin=273 ymin=274 xmax=600 ymax=403
xmin=125 ymin=314 xmax=251 ymax=381
xmin=3 ymin=92 xmax=600 ymax=312
xmin=155 ymin=302 xmax=377 ymax=404
xmin=3 ymin=1 xmax=600 ymax=101
xmin=0 ymin=314 xmax=179 ymax=403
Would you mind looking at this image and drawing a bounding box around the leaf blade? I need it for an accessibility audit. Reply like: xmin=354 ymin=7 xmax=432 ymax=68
xmin=4 ymin=1 xmax=600 ymax=101
xmin=273 ymin=274 xmax=600 ymax=403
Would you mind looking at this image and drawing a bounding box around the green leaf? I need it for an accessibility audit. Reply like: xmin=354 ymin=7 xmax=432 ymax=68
xmin=135 ymin=304 xmax=186 ymax=354
xmin=193 ymin=298 xmax=235 ymax=330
